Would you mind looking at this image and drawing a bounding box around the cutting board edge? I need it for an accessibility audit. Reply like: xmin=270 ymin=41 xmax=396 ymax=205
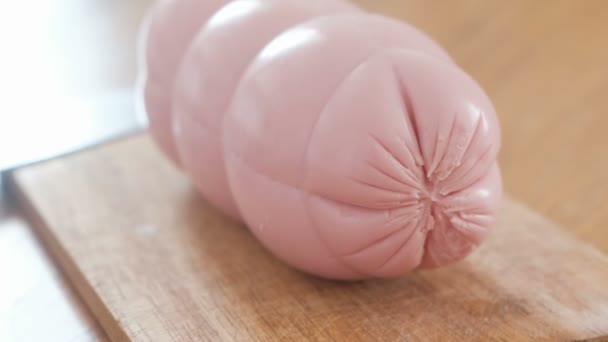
xmin=8 ymin=173 xmax=128 ymax=342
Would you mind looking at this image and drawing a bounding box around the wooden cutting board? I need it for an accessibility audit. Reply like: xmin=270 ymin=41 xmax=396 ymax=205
xmin=9 ymin=134 xmax=608 ymax=341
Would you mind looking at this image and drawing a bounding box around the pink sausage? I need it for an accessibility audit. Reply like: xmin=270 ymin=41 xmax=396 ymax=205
xmin=224 ymin=13 xmax=500 ymax=279
xmin=140 ymin=0 xmax=502 ymax=280
xmin=139 ymin=0 xmax=232 ymax=166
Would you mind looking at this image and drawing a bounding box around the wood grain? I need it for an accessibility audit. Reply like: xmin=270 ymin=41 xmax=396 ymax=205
xmin=11 ymin=135 xmax=608 ymax=341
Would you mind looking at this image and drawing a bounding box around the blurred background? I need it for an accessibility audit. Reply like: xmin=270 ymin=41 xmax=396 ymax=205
xmin=0 ymin=0 xmax=147 ymax=172
xmin=1 ymin=0 xmax=607 ymax=341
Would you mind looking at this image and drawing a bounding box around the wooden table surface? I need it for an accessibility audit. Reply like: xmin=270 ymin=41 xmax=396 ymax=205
xmin=2 ymin=0 xmax=608 ymax=340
